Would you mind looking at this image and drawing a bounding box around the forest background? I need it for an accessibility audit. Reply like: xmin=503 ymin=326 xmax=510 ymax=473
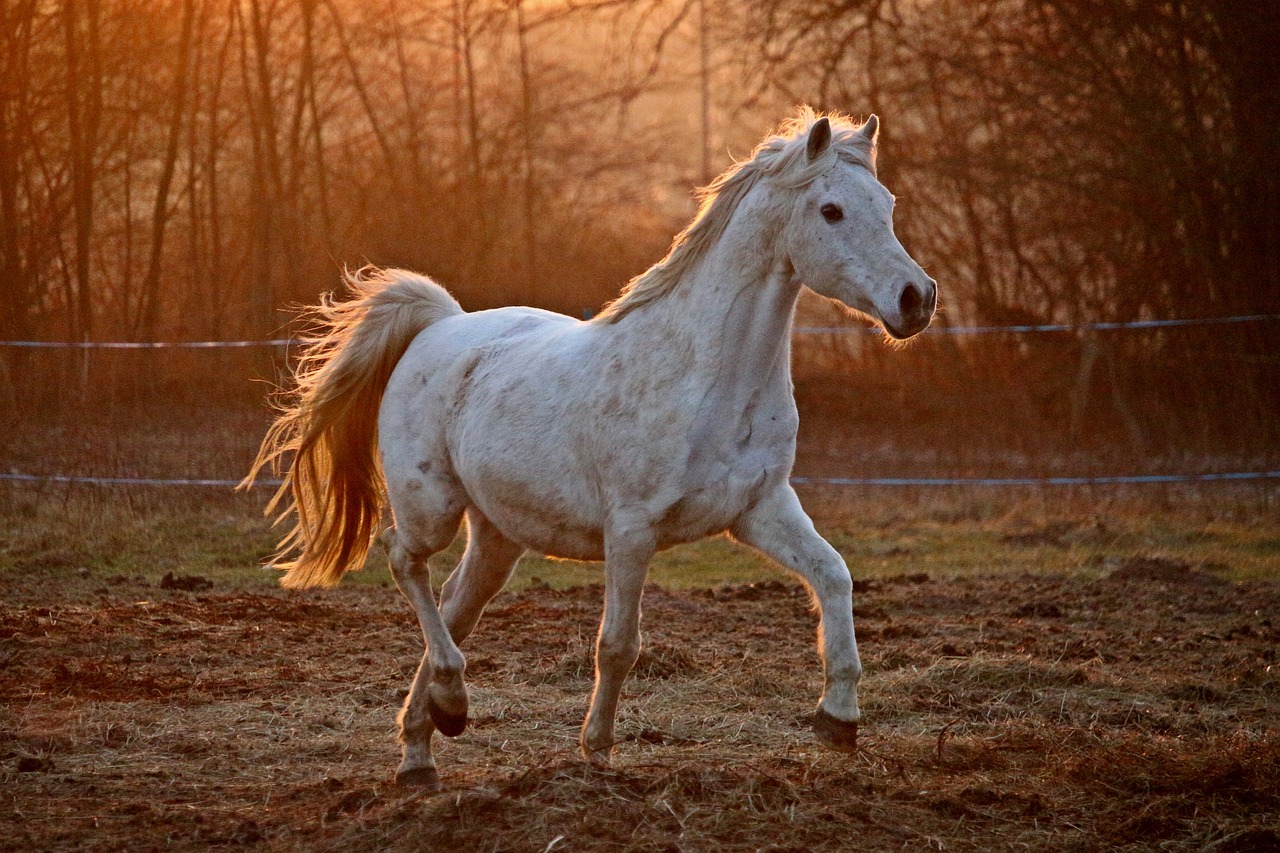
xmin=2 ymin=0 xmax=1277 ymax=468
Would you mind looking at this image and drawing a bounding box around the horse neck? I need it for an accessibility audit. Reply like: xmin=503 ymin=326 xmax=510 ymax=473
xmin=639 ymin=183 xmax=801 ymax=385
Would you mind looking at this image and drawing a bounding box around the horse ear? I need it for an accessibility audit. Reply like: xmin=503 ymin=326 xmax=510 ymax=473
xmin=858 ymin=114 xmax=880 ymax=146
xmin=806 ymin=117 xmax=832 ymax=161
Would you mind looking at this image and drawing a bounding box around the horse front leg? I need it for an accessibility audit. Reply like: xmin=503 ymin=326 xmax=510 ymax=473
xmin=581 ymin=528 xmax=653 ymax=765
xmin=732 ymin=485 xmax=862 ymax=751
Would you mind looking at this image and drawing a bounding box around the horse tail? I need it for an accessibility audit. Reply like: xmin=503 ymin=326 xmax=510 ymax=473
xmin=242 ymin=267 xmax=463 ymax=589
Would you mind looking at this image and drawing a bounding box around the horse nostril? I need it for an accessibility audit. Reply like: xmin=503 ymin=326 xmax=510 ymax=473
xmin=899 ymin=283 xmax=923 ymax=317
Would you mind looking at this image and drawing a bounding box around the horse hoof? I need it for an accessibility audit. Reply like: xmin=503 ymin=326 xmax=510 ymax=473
xmin=813 ymin=707 xmax=859 ymax=752
xmin=394 ymin=765 xmax=441 ymax=791
xmin=428 ymin=696 xmax=468 ymax=737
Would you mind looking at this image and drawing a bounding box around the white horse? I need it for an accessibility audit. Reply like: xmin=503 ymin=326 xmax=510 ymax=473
xmin=246 ymin=110 xmax=935 ymax=789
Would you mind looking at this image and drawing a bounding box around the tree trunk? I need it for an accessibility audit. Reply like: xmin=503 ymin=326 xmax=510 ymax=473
xmin=515 ymin=0 xmax=537 ymax=301
xmin=138 ymin=0 xmax=197 ymax=340
xmin=62 ymin=0 xmax=102 ymax=344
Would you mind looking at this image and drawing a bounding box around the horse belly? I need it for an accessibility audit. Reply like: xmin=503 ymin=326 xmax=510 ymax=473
xmin=452 ymin=428 xmax=609 ymax=561
xmin=483 ymin=501 xmax=607 ymax=562
xmin=474 ymin=470 xmax=752 ymax=560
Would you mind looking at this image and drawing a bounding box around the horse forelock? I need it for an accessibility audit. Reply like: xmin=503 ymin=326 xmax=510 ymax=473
xmin=596 ymin=109 xmax=876 ymax=323
xmin=768 ymin=109 xmax=877 ymax=186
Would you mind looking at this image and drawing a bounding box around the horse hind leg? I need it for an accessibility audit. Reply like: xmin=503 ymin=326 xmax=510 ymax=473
xmin=439 ymin=509 xmax=525 ymax=645
xmin=385 ymin=490 xmax=467 ymax=789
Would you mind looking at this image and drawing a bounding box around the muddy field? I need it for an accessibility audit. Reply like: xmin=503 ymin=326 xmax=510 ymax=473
xmin=2 ymin=557 xmax=1277 ymax=852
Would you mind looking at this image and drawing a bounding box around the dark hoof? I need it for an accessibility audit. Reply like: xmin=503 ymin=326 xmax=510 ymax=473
xmin=428 ymin=696 xmax=468 ymax=737
xmin=394 ymin=765 xmax=441 ymax=791
xmin=813 ymin=707 xmax=859 ymax=752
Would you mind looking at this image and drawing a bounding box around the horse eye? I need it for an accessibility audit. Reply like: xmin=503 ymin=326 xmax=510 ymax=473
xmin=820 ymin=203 xmax=844 ymax=223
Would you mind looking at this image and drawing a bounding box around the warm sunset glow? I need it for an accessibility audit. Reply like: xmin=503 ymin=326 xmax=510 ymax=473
xmin=3 ymin=3 xmax=1278 ymax=850
xmin=2 ymin=0 xmax=1274 ymax=443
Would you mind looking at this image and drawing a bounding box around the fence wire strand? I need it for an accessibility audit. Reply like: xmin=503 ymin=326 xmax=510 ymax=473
xmin=4 ymin=312 xmax=1279 ymax=348
xmin=3 ymin=312 xmax=1277 ymax=489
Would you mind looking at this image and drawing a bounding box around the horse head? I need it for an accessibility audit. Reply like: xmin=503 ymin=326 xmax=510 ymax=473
xmin=782 ymin=115 xmax=936 ymax=340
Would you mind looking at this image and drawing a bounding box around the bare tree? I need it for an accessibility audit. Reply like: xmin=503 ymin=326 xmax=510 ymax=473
xmin=61 ymin=0 xmax=103 ymax=342
xmin=138 ymin=0 xmax=196 ymax=339
xmin=0 ymin=1 xmax=38 ymax=344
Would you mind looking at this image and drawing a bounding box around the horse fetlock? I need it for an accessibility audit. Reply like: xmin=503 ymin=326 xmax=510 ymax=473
xmin=396 ymin=731 xmax=438 ymax=788
xmin=595 ymin=636 xmax=640 ymax=675
xmin=580 ymin=724 xmax=616 ymax=765
xmin=431 ymin=646 xmax=467 ymax=681
xmin=427 ymin=681 xmax=468 ymax=737
xmin=820 ymin=679 xmax=862 ymax=720
xmin=394 ymin=751 xmax=441 ymax=790
xmin=428 ymin=656 xmax=467 ymax=700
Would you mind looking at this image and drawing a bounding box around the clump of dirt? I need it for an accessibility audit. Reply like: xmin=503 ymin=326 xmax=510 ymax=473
xmin=1012 ymin=600 xmax=1063 ymax=618
xmin=1001 ymin=520 xmax=1079 ymax=547
xmin=160 ymin=572 xmax=214 ymax=591
xmin=884 ymin=572 xmax=931 ymax=585
xmin=709 ymin=579 xmax=803 ymax=601
xmin=633 ymin=640 xmax=700 ymax=679
xmin=1000 ymin=519 xmax=1110 ymax=548
xmin=1107 ymin=556 xmax=1226 ymax=585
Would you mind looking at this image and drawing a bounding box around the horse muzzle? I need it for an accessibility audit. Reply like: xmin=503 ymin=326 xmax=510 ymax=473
xmin=883 ymin=279 xmax=936 ymax=340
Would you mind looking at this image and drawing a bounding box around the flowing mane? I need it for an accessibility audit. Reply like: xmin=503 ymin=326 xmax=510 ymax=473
xmin=594 ymin=109 xmax=878 ymax=323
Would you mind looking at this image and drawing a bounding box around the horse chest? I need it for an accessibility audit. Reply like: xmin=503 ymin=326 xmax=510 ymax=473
xmin=649 ymin=405 xmax=798 ymax=542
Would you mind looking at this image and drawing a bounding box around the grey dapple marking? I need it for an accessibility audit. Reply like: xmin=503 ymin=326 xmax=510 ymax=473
xmin=245 ymin=109 xmax=936 ymax=789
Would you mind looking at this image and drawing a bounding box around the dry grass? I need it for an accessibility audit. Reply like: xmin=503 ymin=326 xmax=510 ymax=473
xmin=3 ymin=567 xmax=1277 ymax=852
xmin=4 ymin=400 xmax=1280 ymax=850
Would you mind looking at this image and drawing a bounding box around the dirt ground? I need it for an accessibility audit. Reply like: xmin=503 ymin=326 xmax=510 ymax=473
xmin=2 ymin=561 xmax=1277 ymax=852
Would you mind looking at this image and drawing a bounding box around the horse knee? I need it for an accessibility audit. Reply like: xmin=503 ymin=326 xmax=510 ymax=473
xmin=808 ymin=559 xmax=852 ymax=602
xmin=827 ymin=657 xmax=863 ymax=685
xmin=596 ymin=632 xmax=640 ymax=675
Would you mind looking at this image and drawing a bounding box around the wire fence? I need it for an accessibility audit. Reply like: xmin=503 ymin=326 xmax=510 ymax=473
xmin=3 ymin=313 xmax=1278 ymax=490
xmin=0 ymin=338 xmax=294 ymax=349
xmin=4 ymin=312 xmax=1279 ymax=348
xmin=796 ymin=312 xmax=1280 ymax=335
xmin=3 ymin=471 xmax=1280 ymax=489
